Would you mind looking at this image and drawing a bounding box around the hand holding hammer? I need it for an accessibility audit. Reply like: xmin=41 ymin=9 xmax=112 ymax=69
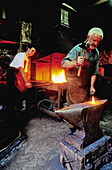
xmin=77 ymin=56 xmax=84 ymax=76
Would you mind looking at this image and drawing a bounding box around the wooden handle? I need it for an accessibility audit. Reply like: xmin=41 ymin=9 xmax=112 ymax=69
xmin=77 ymin=49 xmax=86 ymax=77
xmin=77 ymin=65 xmax=82 ymax=77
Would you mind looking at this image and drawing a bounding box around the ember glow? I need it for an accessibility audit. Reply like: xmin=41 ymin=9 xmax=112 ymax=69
xmin=52 ymin=70 xmax=67 ymax=83
xmin=92 ymin=95 xmax=95 ymax=104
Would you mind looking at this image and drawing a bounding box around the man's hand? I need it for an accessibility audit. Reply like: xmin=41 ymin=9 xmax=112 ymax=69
xmin=77 ymin=56 xmax=84 ymax=66
xmin=25 ymin=82 xmax=32 ymax=89
xmin=90 ymin=87 xmax=96 ymax=95
xmin=90 ymin=75 xmax=97 ymax=95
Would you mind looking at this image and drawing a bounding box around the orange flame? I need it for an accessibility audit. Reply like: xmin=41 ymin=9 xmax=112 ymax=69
xmin=92 ymin=95 xmax=95 ymax=104
xmin=52 ymin=70 xmax=67 ymax=83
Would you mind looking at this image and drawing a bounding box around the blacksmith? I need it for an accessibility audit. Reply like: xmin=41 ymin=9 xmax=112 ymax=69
xmin=7 ymin=45 xmax=36 ymax=112
xmin=62 ymin=27 xmax=104 ymax=106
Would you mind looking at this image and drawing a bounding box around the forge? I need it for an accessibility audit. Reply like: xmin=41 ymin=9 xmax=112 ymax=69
xmin=31 ymin=52 xmax=68 ymax=109
xmin=55 ymin=99 xmax=112 ymax=170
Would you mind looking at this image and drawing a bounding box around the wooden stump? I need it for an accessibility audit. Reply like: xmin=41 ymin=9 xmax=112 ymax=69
xmin=59 ymin=135 xmax=112 ymax=170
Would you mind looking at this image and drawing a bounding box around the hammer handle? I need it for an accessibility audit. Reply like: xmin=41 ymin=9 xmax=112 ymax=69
xmin=77 ymin=49 xmax=86 ymax=77
xmin=77 ymin=65 xmax=82 ymax=77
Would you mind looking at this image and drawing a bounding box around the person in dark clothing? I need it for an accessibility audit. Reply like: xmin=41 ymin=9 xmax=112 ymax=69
xmin=7 ymin=46 xmax=36 ymax=112
xmin=5 ymin=46 xmax=36 ymax=146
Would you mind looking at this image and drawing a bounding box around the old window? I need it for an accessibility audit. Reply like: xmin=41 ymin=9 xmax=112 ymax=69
xmin=60 ymin=9 xmax=69 ymax=28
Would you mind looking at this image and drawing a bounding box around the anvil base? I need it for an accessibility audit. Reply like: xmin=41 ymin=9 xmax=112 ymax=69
xmin=59 ymin=135 xmax=112 ymax=170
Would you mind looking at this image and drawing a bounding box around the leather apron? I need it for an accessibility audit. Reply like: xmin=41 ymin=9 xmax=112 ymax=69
xmin=66 ymin=59 xmax=96 ymax=106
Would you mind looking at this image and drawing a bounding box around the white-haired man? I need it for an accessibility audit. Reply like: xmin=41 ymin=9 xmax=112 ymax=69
xmin=62 ymin=27 xmax=104 ymax=106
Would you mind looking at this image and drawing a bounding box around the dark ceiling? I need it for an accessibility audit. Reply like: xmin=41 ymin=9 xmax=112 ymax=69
xmin=1 ymin=0 xmax=111 ymax=21
xmin=0 ymin=0 xmax=112 ymax=51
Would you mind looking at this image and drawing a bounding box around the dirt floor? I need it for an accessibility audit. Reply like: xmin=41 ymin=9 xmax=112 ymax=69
xmin=0 ymin=102 xmax=112 ymax=170
xmin=0 ymin=109 xmax=67 ymax=170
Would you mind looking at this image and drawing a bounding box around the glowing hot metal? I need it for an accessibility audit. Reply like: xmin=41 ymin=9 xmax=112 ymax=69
xmin=92 ymin=95 xmax=95 ymax=104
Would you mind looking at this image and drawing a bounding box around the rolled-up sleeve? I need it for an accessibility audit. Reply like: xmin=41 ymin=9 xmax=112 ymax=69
xmin=61 ymin=47 xmax=79 ymax=66
xmin=94 ymin=62 xmax=99 ymax=74
xmin=93 ymin=55 xmax=100 ymax=74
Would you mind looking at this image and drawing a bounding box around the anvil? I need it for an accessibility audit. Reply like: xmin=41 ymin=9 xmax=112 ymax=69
xmin=55 ymin=99 xmax=108 ymax=148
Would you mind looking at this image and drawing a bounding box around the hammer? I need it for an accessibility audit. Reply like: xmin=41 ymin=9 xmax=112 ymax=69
xmin=77 ymin=42 xmax=90 ymax=77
